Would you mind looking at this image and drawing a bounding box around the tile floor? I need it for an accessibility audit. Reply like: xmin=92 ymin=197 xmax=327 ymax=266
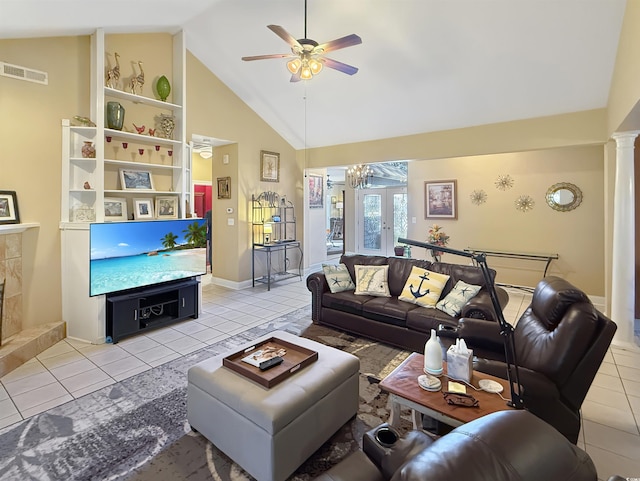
xmin=0 ymin=277 xmax=639 ymax=480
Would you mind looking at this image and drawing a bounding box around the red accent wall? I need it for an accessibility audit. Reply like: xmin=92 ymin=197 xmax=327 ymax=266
xmin=194 ymin=184 xmax=212 ymax=218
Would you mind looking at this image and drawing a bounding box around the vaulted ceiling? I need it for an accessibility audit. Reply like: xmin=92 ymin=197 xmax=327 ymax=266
xmin=0 ymin=0 xmax=627 ymax=149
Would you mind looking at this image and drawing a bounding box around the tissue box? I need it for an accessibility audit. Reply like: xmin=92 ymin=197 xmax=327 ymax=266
xmin=447 ymin=344 xmax=473 ymax=383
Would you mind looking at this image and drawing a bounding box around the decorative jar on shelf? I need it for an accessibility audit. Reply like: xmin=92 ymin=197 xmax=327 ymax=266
xmin=156 ymin=75 xmax=171 ymax=102
xmin=81 ymin=141 xmax=96 ymax=158
xmin=106 ymin=101 xmax=125 ymax=130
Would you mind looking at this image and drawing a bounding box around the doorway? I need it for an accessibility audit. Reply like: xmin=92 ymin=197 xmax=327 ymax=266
xmin=356 ymin=187 xmax=407 ymax=257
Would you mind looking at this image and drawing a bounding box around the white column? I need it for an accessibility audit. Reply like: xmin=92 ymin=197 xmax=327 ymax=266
xmin=611 ymin=131 xmax=640 ymax=350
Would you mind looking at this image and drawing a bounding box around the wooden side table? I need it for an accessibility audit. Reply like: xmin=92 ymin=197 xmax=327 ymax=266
xmin=380 ymin=352 xmax=513 ymax=429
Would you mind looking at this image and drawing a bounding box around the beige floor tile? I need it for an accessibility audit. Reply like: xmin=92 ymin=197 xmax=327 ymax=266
xmin=112 ymin=364 xmax=151 ymax=382
xmin=597 ymin=361 xmax=618 ymax=377
xmin=20 ymin=394 xmax=74 ymax=419
xmin=171 ymin=320 xmax=210 ymax=336
xmin=147 ymin=352 xmax=182 ymax=368
xmin=84 ymin=346 xmax=131 ymax=367
xmin=623 ymin=378 xmax=640 ymax=398
xmin=144 ymin=327 xmax=186 ymax=344
xmin=3 ymin=371 xmax=58 ymax=397
xmin=163 ymin=336 xmax=207 ymax=355
xmin=0 ymin=358 xmax=47 ymax=384
xmin=39 ymin=350 xmax=86 ymax=370
xmin=614 ymin=352 xmax=640 ymax=369
xmin=132 ymin=345 xmax=179 ymax=364
xmin=583 ymin=419 xmax=640 ymax=460
xmin=59 ymin=367 xmax=112 ymax=393
xmin=586 ymin=443 xmax=640 ymax=480
xmin=12 ymin=382 xmax=71 ymax=413
xmin=99 ymin=356 xmax=148 ymax=378
xmin=618 ymin=365 xmax=640 ymax=383
xmin=37 ymin=340 xmax=76 ymax=360
xmin=0 ymin=411 xmax=22 ymax=430
xmin=582 ymin=399 xmax=639 ymax=435
xmin=592 ymin=372 xmax=625 ymax=393
xmin=70 ymin=378 xmax=116 ymax=399
xmin=118 ymin=336 xmax=162 ymax=356
xmin=49 ymin=358 xmax=98 ymax=381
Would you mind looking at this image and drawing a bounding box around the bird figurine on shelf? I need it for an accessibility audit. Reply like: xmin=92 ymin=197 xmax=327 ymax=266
xmin=83 ymin=181 xmax=92 ymax=190
xmin=148 ymin=128 xmax=156 ymax=137
xmin=133 ymin=123 xmax=146 ymax=135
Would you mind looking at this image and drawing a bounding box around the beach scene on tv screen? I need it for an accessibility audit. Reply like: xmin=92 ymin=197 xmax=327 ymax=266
xmin=90 ymin=219 xmax=207 ymax=296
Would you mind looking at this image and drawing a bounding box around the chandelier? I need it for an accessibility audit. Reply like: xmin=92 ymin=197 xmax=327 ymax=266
xmin=347 ymin=164 xmax=372 ymax=189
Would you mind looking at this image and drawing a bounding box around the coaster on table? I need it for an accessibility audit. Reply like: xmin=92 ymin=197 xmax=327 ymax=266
xmin=479 ymin=379 xmax=504 ymax=393
xmin=418 ymin=374 xmax=442 ymax=392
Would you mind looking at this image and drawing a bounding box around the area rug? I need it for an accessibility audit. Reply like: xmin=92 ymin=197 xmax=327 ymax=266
xmin=0 ymin=307 xmax=412 ymax=481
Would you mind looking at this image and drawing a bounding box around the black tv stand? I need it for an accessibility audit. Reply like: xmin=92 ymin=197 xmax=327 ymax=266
xmin=106 ymin=278 xmax=199 ymax=343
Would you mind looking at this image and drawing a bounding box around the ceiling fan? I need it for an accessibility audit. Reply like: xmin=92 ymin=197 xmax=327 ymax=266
xmin=241 ymin=0 xmax=362 ymax=82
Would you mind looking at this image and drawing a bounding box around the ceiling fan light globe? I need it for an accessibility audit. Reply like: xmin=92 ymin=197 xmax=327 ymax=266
xmin=309 ymin=58 xmax=323 ymax=75
xmin=300 ymin=66 xmax=313 ymax=80
xmin=287 ymin=58 xmax=302 ymax=74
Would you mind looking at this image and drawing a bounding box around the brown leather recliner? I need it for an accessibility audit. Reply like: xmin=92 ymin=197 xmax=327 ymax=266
xmin=455 ymin=276 xmax=617 ymax=444
xmin=314 ymin=410 xmax=598 ymax=481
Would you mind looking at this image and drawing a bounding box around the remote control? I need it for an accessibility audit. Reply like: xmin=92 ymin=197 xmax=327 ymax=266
xmin=259 ymin=356 xmax=284 ymax=371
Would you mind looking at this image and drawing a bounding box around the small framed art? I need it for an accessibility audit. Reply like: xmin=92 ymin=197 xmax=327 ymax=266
xmin=155 ymin=196 xmax=178 ymax=219
xmin=133 ymin=198 xmax=154 ymax=220
xmin=308 ymin=174 xmax=324 ymax=209
xmin=0 ymin=191 xmax=20 ymax=224
xmin=217 ymin=177 xmax=231 ymax=199
xmin=425 ymin=180 xmax=457 ymax=219
xmin=104 ymin=197 xmax=128 ymax=222
xmin=260 ymin=150 xmax=280 ymax=182
xmin=120 ymin=169 xmax=155 ymax=191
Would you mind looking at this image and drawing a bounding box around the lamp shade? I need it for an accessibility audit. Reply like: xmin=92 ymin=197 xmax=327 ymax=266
xmin=264 ymin=223 xmax=273 ymax=234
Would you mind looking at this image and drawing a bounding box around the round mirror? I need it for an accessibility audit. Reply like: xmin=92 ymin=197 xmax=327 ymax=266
xmin=545 ymin=182 xmax=583 ymax=212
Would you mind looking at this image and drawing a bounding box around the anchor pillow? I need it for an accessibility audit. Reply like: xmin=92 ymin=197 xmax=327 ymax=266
xmin=399 ymin=266 xmax=450 ymax=308
xmin=322 ymin=263 xmax=356 ymax=293
xmin=436 ymin=280 xmax=482 ymax=316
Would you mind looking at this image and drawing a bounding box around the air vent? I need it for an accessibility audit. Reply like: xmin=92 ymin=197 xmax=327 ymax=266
xmin=0 ymin=61 xmax=48 ymax=85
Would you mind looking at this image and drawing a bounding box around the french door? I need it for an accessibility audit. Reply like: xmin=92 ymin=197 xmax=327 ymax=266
xmin=356 ymin=187 xmax=407 ymax=256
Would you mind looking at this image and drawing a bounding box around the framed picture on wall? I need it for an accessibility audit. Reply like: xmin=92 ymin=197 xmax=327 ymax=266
xmin=155 ymin=196 xmax=179 ymax=219
xmin=120 ymin=169 xmax=154 ymax=191
xmin=425 ymin=180 xmax=457 ymax=219
xmin=260 ymin=150 xmax=280 ymax=182
xmin=217 ymin=176 xmax=231 ymax=199
xmin=308 ymin=174 xmax=324 ymax=209
xmin=0 ymin=191 xmax=20 ymax=225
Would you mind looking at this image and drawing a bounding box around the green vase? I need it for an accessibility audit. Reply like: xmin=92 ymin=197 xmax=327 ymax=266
xmin=106 ymin=101 xmax=125 ymax=130
xmin=156 ymin=75 xmax=171 ymax=102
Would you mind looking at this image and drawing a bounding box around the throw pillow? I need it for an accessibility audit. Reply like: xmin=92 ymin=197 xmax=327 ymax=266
xmin=354 ymin=265 xmax=391 ymax=297
xmin=322 ymin=263 xmax=356 ymax=293
xmin=398 ymin=266 xmax=450 ymax=308
xmin=436 ymin=280 xmax=482 ymax=317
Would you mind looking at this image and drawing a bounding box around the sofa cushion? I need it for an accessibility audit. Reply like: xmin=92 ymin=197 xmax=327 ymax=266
xmin=362 ymin=297 xmax=417 ymax=327
xmin=530 ymin=276 xmax=591 ymax=330
xmin=323 ymin=291 xmax=373 ymax=316
xmin=355 ymin=265 xmax=391 ymax=297
xmin=436 ymin=280 xmax=482 ymax=317
xmin=406 ymin=306 xmax=457 ymax=334
xmin=429 ymin=263 xmax=492 ymax=298
xmin=398 ymin=266 xmax=450 ymax=308
xmin=323 ymin=263 xmax=356 ymax=293
xmin=387 ymin=257 xmax=432 ymax=296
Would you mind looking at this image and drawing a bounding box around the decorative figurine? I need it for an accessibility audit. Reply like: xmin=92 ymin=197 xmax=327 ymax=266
xmin=106 ymin=52 xmax=120 ymax=89
xmin=158 ymin=114 xmax=175 ymax=139
xmin=129 ymin=60 xmax=144 ymax=95
xmin=156 ymin=75 xmax=171 ymax=101
xmin=83 ymin=181 xmax=92 ymax=190
xmin=148 ymin=128 xmax=156 ymax=137
xmin=133 ymin=123 xmax=146 ymax=135
xmin=73 ymin=115 xmax=96 ymax=127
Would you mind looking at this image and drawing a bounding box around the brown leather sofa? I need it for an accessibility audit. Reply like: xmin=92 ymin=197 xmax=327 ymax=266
xmin=306 ymin=254 xmax=509 ymax=352
xmin=456 ymin=276 xmax=617 ymax=444
xmin=315 ymin=410 xmax=598 ymax=481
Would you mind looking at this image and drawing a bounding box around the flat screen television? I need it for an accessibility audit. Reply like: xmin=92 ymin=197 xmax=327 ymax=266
xmin=90 ymin=219 xmax=207 ymax=297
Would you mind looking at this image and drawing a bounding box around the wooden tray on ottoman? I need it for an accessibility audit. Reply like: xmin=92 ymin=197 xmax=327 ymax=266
xmin=222 ymin=337 xmax=318 ymax=388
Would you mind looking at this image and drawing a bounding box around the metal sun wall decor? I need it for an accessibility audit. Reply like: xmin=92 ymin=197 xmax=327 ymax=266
xmin=495 ymin=174 xmax=514 ymax=191
xmin=470 ymin=189 xmax=487 ymax=205
xmin=515 ymin=195 xmax=535 ymax=212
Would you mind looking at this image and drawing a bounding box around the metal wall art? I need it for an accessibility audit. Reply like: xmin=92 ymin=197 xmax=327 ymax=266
xmin=515 ymin=195 xmax=535 ymax=212
xmin=470 ymin=189 xmax=487 ymax=205
xmin=495 ymin=174 xmax=514 ymax=191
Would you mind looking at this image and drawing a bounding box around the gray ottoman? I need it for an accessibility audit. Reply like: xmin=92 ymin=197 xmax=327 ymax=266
xmin=187 ymin=330 xmax=360 ymax=481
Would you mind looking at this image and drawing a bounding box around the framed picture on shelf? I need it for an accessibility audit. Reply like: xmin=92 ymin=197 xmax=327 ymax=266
xmin=120 ymin=168 xmax=155 ymax=191
xmin=104 ymin=197 xmax=128 ymax=222
xmin=260 ymin=150 xmax=280 ymax=182
xmin=133 ymin=198 xmax=154 ymax=220
xmin=0 ymin=191 xmax=20 ymax=225
xmin=425 ymin=180 xmax=457 ymax=219
xmin=217 ymin=176 xmax=231 ymax=199
xmin=308 ymin=174 xmax=323 ymax=209
xmin=155 ymin=196 xmax=179 ymax=219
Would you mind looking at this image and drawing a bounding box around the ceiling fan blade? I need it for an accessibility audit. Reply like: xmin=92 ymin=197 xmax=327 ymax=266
xmin=315 ymin=34 xmax=362 ymax=54
xmin=268 ymin=25 xmax=302 ymax=49
xmin=322 ymin=57 xmax=359 ymax=75
xmin=290 ymin=71 xmax=302 ymax=83
xmin=242 ymin=53 xmax=297 ymax=61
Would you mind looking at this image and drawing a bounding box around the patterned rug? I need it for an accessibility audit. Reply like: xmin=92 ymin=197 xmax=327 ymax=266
xmin=0 ymin=307 xmax=412 ymax=481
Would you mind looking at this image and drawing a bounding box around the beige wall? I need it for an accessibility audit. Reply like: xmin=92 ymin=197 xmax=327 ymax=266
xmin=186 ymin=52 xmax=302 ymax=283
xmin=407 ymin=145 xmax=605 ymax=295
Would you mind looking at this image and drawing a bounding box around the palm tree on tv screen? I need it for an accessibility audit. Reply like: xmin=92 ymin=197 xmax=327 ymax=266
xmin=161 ymin=232 xmax=178 ymax=250
xmin=183 ymin=221 xmax=206 ymax=248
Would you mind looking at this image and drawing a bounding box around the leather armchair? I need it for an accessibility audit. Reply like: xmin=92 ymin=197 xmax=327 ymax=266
xmin=456 ymin=276 xmax=617 ymax=443
xmin=315 ymin=410 xmax=598 ymax=481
